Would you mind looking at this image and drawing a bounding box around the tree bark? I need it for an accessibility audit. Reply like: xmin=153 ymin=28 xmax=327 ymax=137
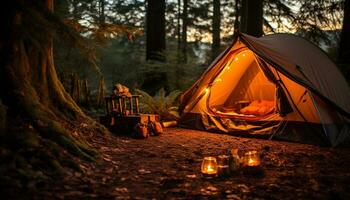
xmin=0 ymin=0 xmax=99 ymax=161
xmin=239 ymin=0 xmax=248 ymax=33
xmin=146 ymin=0 xmax=166 ymax=61
xmin=234 ymin=0 xmax=241 ymax=32
xmin=211 ymin=0 xmax=221 ymax=60
xmin=181 ymin=0 xmax=188 ymax=63
xmin=177 ymin=0 xmax=181 ymax=53
xmin=338 ymin=0 xmax=350 ymax=78
xmin=1 ymin=0 xmax=83 ymax=120
xmin=99 ymin=0 xmax=105 ymax=24
xmin=144 ymin=0 xmax=169 ymax=94
xmin=245 ymin=0 xmax=263 ymax=37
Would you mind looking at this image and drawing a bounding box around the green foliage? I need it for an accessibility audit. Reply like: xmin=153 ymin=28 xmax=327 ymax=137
xmin=135 ymin=88 xmax=181 ymax=121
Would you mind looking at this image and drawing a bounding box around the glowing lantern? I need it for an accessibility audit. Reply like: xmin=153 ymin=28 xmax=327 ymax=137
xmin=243 ymin=150 xmax=260 ymax=167
xmin=201 ymin=157 xmax=218 ymax=177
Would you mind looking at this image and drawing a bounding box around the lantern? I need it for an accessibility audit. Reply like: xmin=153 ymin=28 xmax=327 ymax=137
xmin=201 ymin=157 xmax=218 ymax=177
xmin=242 ymin=150 xmax=263 ymax=175
xmin=243 ymin=150 xmax=261 ymax=167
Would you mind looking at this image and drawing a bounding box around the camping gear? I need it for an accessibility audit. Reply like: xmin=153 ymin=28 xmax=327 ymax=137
xmin=179 ymin=33 xmax=350 ymax=147
xmin=153 ymin=121 xmax=163 ymax=135
xmin=162 ymin=121 xmax=178 ymax=128
xmin=132 ymin=123 xmax=149 ymax=139
xmin=100 ymin=84 xmax=161 ymax=136
xmin=201 ymin=157 xmax=218 ymax=177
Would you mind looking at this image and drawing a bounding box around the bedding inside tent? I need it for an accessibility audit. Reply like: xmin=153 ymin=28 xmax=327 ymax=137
xmin=209 ymin=49 xmax=276 ymax=118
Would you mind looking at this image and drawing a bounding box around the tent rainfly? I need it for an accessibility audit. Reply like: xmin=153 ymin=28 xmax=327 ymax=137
xmin=179 ymin=33 xmax=350 ymax=147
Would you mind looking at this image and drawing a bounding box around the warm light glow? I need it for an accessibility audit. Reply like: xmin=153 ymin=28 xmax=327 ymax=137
xmin=235 ymin=57 xmax=239 ymax=61
xmin=243 ymin=151 xmax=260 ymax=167
xmin=242 ymin=53 xmax=246 ymax=57
xmin=214 ymin=78 xmax=222 ymax=83
xmin=205 ymin=88 xmax=210 ymax=94
xmin=248 ymin=158 xmax=259 ymax=166
xmin=201 ymin=157 xmax=218 ymax=175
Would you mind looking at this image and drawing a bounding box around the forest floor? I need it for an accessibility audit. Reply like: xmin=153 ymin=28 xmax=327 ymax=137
xmin=3 ymin=127 xmax=350 ymax=200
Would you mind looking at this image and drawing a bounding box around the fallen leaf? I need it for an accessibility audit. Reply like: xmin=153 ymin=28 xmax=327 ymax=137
xmin=115 ymin=187 xmax=129 ymax=193
xmin=138 ymin=169 xmax=151 ymax=174
xmin=226 ymin=194 xmax=241 ymax=200
xmin=186 ymin=174 xmax=197 ymax=178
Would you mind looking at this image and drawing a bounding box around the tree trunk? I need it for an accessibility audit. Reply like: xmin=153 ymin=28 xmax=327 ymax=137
xmin=146 ymin=0 xmax=166 ymax=61
xmin=211 ymin=0 xmax=221 ymax=60
xmin=99 ymin=0 xmax=105 ymax=24
xmin=177 ymin=0 xmax=181 ymax=55
xmin=1 ymin=0 xmax=83 ymax=120
xmin=175 ymin=0 xmax=182 ymax=89
xmin=338 ymin=0 xmax=350 ymax=79
xmin=97 ymin=77 xmax=106 ymax=108
xmin=181 ymin=0 xmax=188 ymax=63
xmin=0 ymin=0 xmax=99 ymax=161
xmin=234 ymin=0 xmax=241 ymax=32
xmin=239 ymin=0 xmax=248 ymax=33
xmin=144 ymin=0 xmax=169 ymax=94
xmin=245 ymin=0 xmax=263 ymax=37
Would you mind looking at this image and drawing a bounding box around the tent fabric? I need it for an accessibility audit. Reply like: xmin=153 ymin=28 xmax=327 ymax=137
xmin=179 ymin=33 xmax=350 ymax=147
xmin=240 ymin=33 xmax=350 ymax=116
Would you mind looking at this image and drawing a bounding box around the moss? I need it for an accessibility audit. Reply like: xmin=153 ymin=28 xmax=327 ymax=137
xmin=1 ymin=128 xmax=40 ymax=150
xmin=60 ymin=157 xmax=83 ymax=173
xmin=18 ymin=130 xmax=40 ymax=148
xmin=37 ymin=120 xmax=97 ymax=161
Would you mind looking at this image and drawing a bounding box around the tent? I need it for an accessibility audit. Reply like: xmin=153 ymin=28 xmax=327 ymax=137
xmin=179 ymin=33 xmax=350 ymax=147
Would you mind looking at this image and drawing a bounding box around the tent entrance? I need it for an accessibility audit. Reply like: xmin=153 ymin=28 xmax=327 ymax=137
xmin=208 ymin=49 xmax=276 ymax=119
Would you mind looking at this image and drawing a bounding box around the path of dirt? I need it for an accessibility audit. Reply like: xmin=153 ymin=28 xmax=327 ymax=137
xmin=6 ymin=128 xmax=350 ymax=199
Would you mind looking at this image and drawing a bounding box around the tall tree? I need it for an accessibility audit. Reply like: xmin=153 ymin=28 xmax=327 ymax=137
xmin=143 ymin=0 xmax=169 ymax=94
xmin=239 ymin=0 xmax=248 ymax=33
xmin=234 ymin=0 xmax=241 ymax=32
xmin=146 ymin=0 xmax=166 ymax=61
xmin=99 ymin=0 xmax=105 ymax=24
xmin=177 ymin=0 xmax=182 ymax=55
xmin=212 ymin=0 xmax=221 ymax=59
xmin=0 ymin=0 xmax=98 ymax=163
xmin=338 ymin=0 xmax=350 ymax=77
xmin=181 ymin=0 xmax=188 ymax=63
xmin=246 ymin=0 xmax=263 ymax=37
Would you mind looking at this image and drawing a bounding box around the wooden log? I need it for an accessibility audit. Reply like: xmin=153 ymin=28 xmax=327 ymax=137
xmin=162 ymin=121 xmax=178 ymax=128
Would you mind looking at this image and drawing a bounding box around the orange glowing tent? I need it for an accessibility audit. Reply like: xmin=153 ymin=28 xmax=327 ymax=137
xmin=179 ymin=33 xmax=350 ymax=147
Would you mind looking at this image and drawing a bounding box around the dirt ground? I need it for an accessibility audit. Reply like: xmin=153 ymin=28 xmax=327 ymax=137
xmin=4 ymin=127 xmax=350 ymax=199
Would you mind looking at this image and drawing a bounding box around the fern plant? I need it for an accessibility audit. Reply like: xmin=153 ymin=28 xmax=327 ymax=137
xmin=135 ymin=88 xmax=181 ymax=121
